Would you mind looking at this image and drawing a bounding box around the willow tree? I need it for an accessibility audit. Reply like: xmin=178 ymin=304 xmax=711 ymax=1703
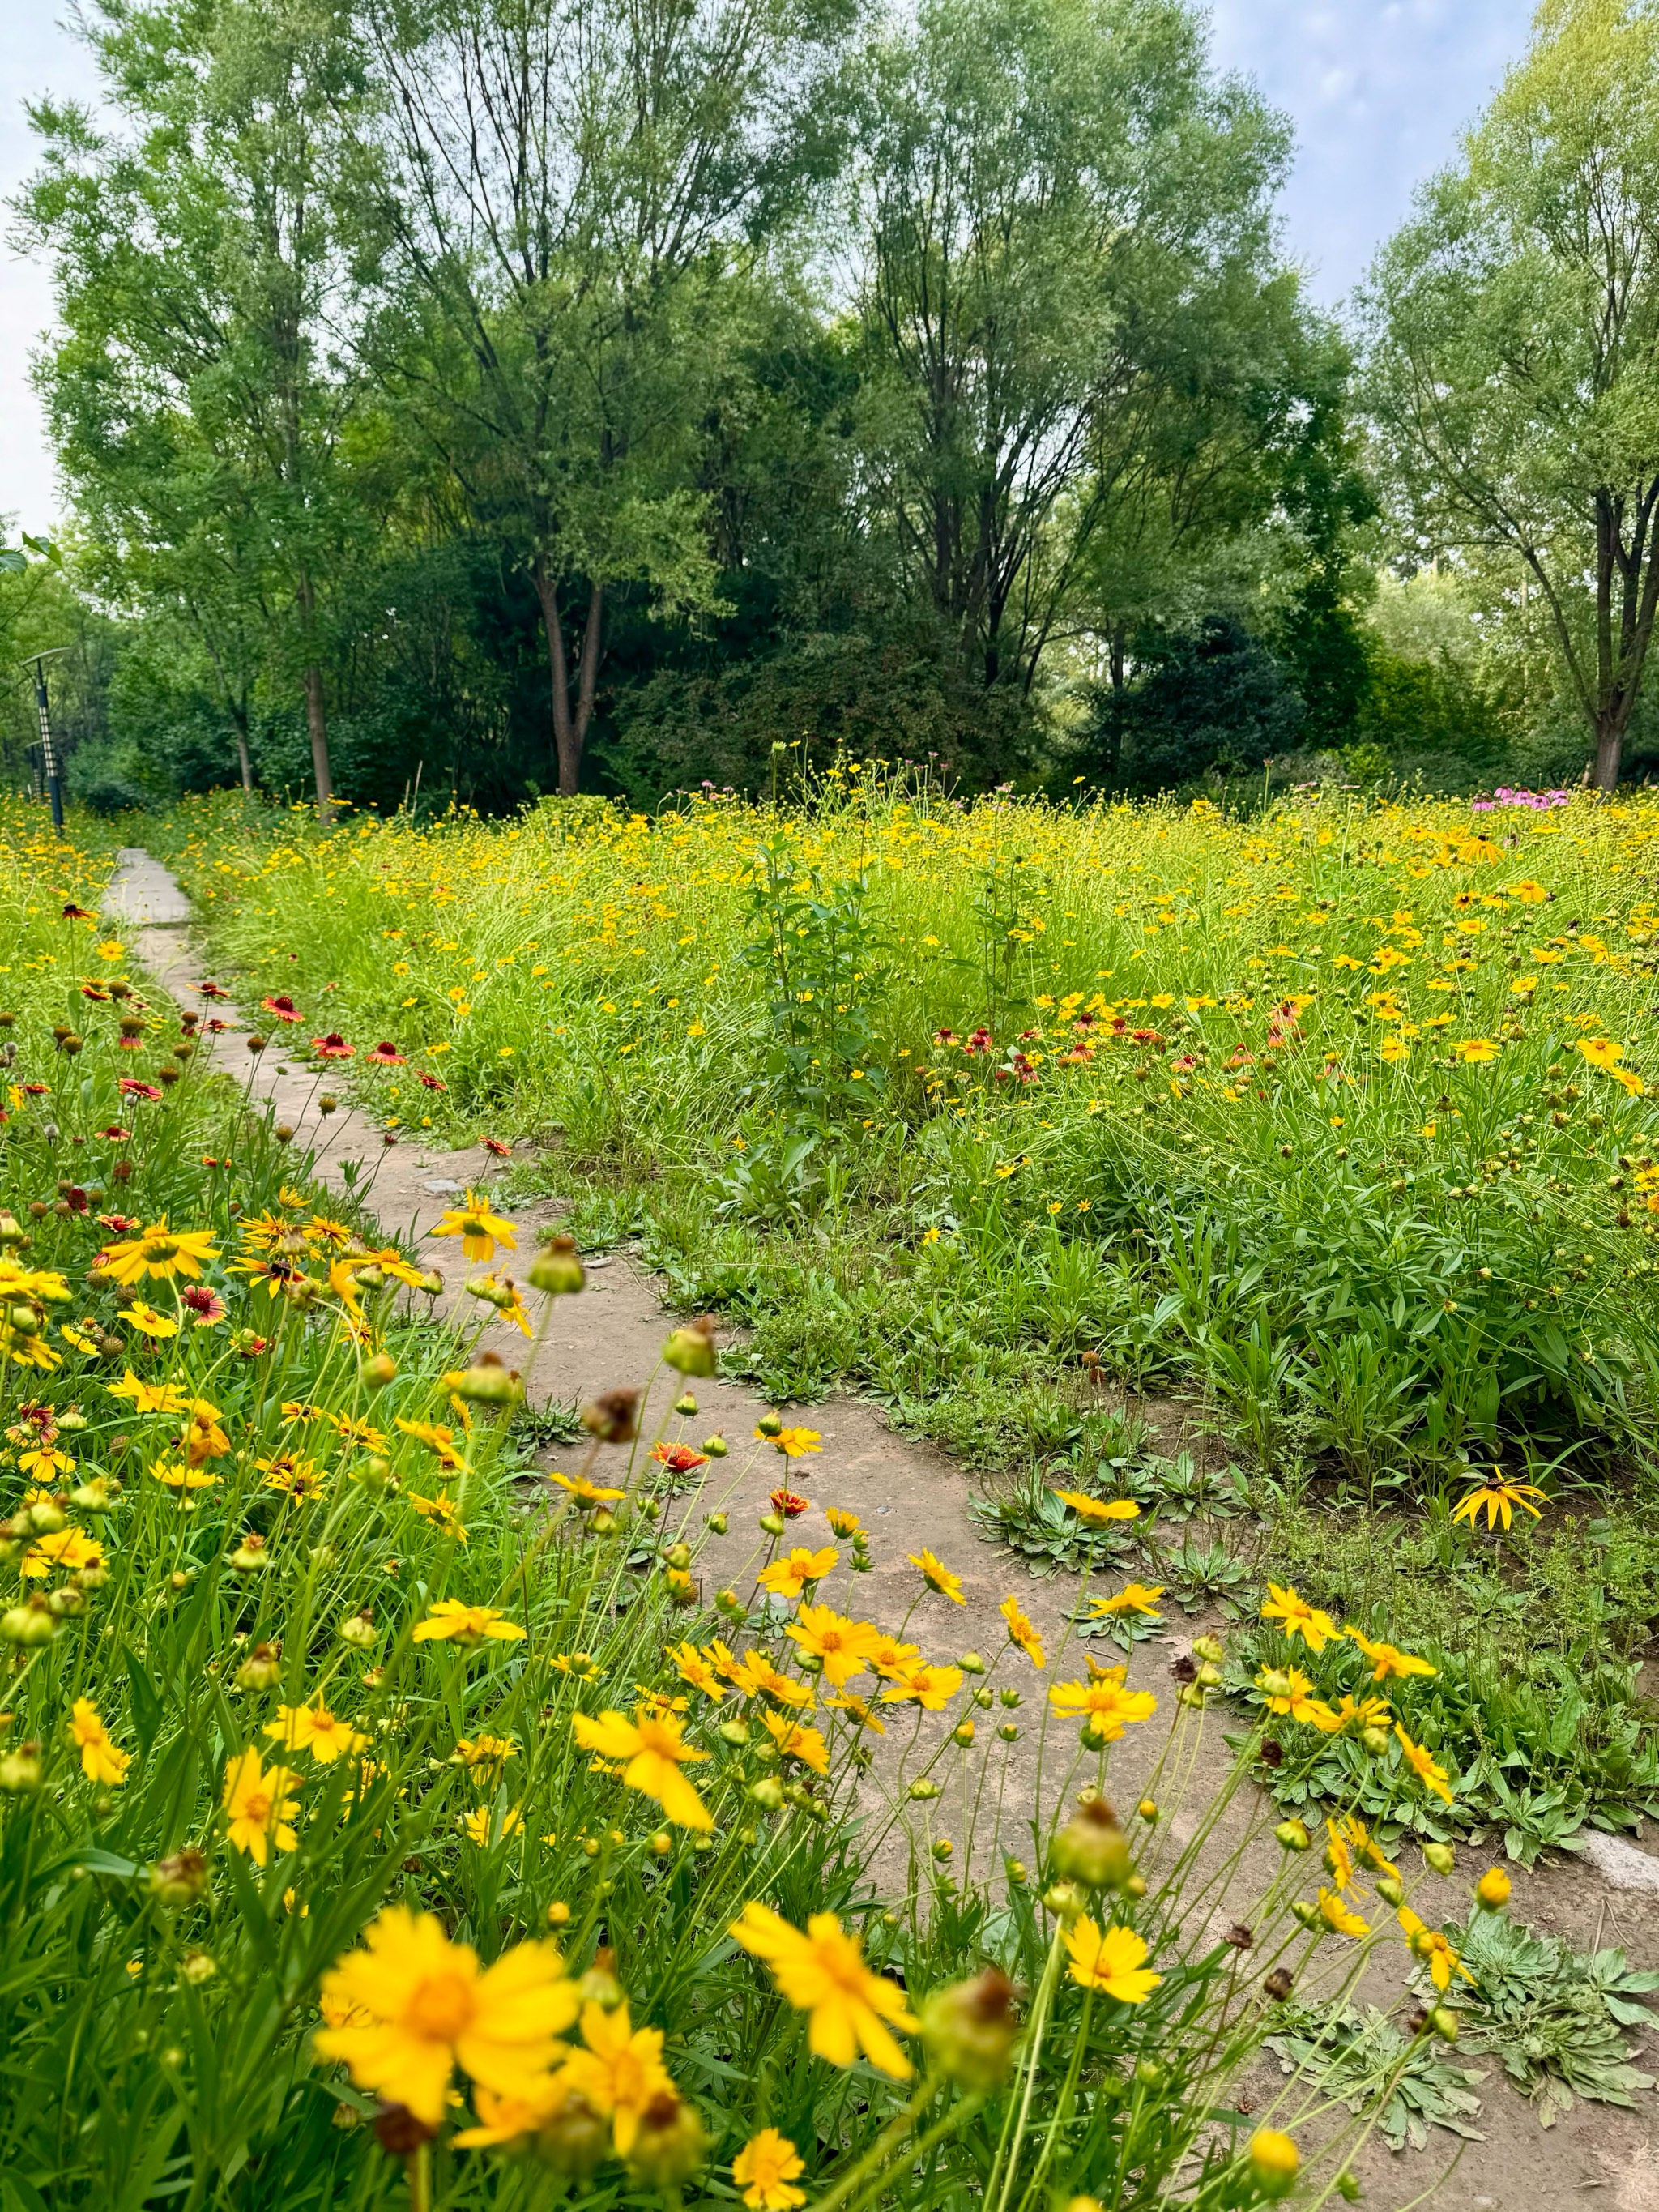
xmin=1362 ymin=0 xmax=1659 ymax=792
xmin=19 ymin=0 xmax=377 ymax=821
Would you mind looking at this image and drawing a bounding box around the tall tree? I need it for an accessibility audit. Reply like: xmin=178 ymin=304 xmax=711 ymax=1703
xmin=851 ymin=0 xmax=1294 ymax=701
xmin=1361 ymin=0 xmax=1659 ymax=791
xmin=358 ymin=0 xmax=852 ymax=794
xmin=19 ymin=0 xmax=377 ymax=819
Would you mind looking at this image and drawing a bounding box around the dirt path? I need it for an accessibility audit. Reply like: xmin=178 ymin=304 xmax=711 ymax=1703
xmin=103 ymin=847 xmax=1659 ymax=2210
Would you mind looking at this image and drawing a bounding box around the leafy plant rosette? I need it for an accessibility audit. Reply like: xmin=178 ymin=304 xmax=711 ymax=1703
xmin=0 ymin=822 xmax=1493 ymax=2210
xmin=1226 ymin=1606 xmax=1659 ymax=1862
xmin=1415 ymin=1913 xmax=1659 ymax=2125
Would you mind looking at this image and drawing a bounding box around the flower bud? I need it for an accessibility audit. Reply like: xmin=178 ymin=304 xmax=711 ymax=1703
xmin=1041 ymin=1880 xmax=1085 ymax=1920
xmin=1423 ymin=1842 xmax=1456 ymax=1876
xmin=181 ymin=1948 xmax=217 ymax=1985
xmin=361 ymin=1352 xmax=397 ymax=1388
xmin=718 ymin=1718 xmax=750 ymax=1747
xmin=576 ymin=1948 xmax=623 ymax=2009
xmin=1052 ymin=1796 xmax=1132 ymax=1890
xmin=1137 ymin=1798 xmax=1158 ymax=1822
xmin=959 ymin=1650 xmax=985 ymax=1675
xmin=582 ymin=1389 xmax=640 ymax=1444
xmin=1361 ymin=1724 xmax=1394 ymax=1755
xmin=1275 ymin=1818 xmax=1311 ymax=1852
xmin=446 ymin=1355 xmax=522 ymax=1406
xmin=932 ymin=1838 xmax=953 ymax=1862
xmin=1291 ymin=1900 xmax=1320 ymax=1930
xmin=229 ymin=1535 xmax=271 ymax=1574
xmin=920 ymin=1967 xmax=1019 ymax=2090
xmin=750 ymin=1776 xmax=784 ymax=1810
xmin=28 ymin=1497 xmax=66 ymax=1534
xmin=339 ymin=1610 xmax=378 ymax=1649
xmin=758 ymin=1510 xmax=786 ymax=1537
xmin=1247 ymin=2128 xmax=1299 ymax=2200
xmin=703 ymin=1433 xmax=728 ymax=1458
xmin=663 ymin=1316 xmax=717 ymax=1377
xmin=2 ymin=1599 xmax=57 ymax=1646
xmin=1192 ymin=1634 xmax=1224 ymax=1664
xmin=1375 ymin=1873 xmax=1405 ymax=1909
xmin=1429 ymin=2005 xmax=1459 ymax=2041
xmin=907 ymin=1779 xmax=940 ymax=1801
xmin=756 ymin=1412 xmax=783 ymax=1437
xmin=705 ymin=1512 xmax=727 ymax=1535
xmin=532 ymin=2084 xmax=609 ymax=2178
xmin=626 ymin=2090 xmax=706 ymax=2189
xmin=0 ymin=1744 xmax=43 ymax=1792
xmin=148 ymin=1847 xmax=208 ymax=1907
xmin=237 ymin=1642 xmax=283 ymax=1692
xmin=1475 ymin=1865 xmax=1512 ymax=1911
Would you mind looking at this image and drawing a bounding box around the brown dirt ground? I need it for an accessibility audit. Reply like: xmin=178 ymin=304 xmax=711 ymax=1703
xmin=109 ymin=848 xmax=1659 ymax=2210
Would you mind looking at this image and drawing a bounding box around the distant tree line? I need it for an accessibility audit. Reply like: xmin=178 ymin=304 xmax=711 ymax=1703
xmin=5 ymin=0 xmax=1658 ymax=813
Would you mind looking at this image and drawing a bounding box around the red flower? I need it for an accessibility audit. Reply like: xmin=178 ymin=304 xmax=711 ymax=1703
xmin=237 ymin=1334 xmax=270 ymax=1357
xmin=933 ymin=1027 xmax=957 ymax=1045
xmin=117 ymin=1079 xmax=162 ymax=1100
xmin=96 ymin=1213 xmax=142 ymax=1233
xmin=481 ymin=1136 xmax=511 ymax=1158
xmin=60 ymin=1186 xmax=89 ymax=1213
xmin=1170 ymin=1054 xmax=1196 ymax=1074
xmin=22 ymin=1083 xmax=49 ymax=1096
xmin=365 ymin=1041 xmax=405 ymax=1066
xmin=312 ymin=1033 xmax=354 ymax=1059
xmin=963 ymin=1027 xmax=992 ymax=1056
xmin=100 ymin=1125 xmax=130 ymax=1142
xmin=418 ymin=1071 xmax=446 ymax=1091
xmin=79 ymin=984 xmax=109 ymax=1002
xmin=180 ymin=1285 xmax=227 ymax=1323
xmin=652 ymin=1441 xmax=710 ymax=1475
xmin=207 ymin=1018 xmax=228 ymax=1033
xmin=770 ymin=1487 xmax=811 ymax=1518
xmin=195 ymin=980 xmax=230 ymax=999
xmin=62 ymin=903 xmax=94 ymax=921
xmin=261 ymin=995 xmax=301 ymax=1023
xmin=1130 ymin=1028 xmax=1162 ymax=1046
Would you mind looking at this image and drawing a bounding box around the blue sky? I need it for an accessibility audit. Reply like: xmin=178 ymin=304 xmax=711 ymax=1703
xmin=0 ymin=0 xmax=1535 ymax=540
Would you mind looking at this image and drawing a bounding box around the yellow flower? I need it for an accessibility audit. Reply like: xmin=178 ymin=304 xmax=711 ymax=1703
xmin=824 ymin=1507 xmax=863 ymax=1539
xmin=548 ymin=1469 xmax=625 ymax=1505
xmin=555 ymin=2000 xmax=673 ymax=2156
xmin=258 ymin=1453 xmax=327 ymax=1504
xmin=151 ymin=1458 xmax=217 ymax=1491
xmin=395 ymin=1416 xmax=470 ymax=1471
xmin=723 ymin=1648 xmax=815 ymax=1706
xmin=1048 ymin=1671 xmax=1158 ymax=1742
xmin=315 ymin=1905 xmax=578 ymax=2127
xmin=824 ymin=1689 xmax=885 ymax=1734
xmin=462 ymin=1804 xmax=524 ymax=1847
xmin=454 ymin=1734 xmax=519 ymax=1779
xmin=732 ymin=2126 xmax=807 ymax=2211
xmin=1086 ymin=1582 xmax=1165 ymax=1621
xmin=1064 ymin=1918 xmax=1161 ymax=2002
xmin=867 ymin=1633 xmax=922 ymax=1678
xmin=731 ymin=1902 xmax=917 ymax=2077
xmin=876 ymin=1662 xmax=963 ymax=1710
xmin=109 ymin=1369 xmax=190 ymax=1415
xmin=757 ymin=1546 xmax=838 ymax=1599
xmin=21 ymin=1527 xmax=102 ymax=1579
xmin=1318 ymin=1887 xmax=1369 ymax=1938
xmin=1398 ymin=1907 xmax=1473 ymax=1991
xmin=1578 ymin=1035 xmax=1627 ymax=1070
xmin=1344 ymin=1627 xmax=1437 ymax=1682
xmin=1451 ymin=1475 xmax=1546 ymax=1531
xmin=99 ymin=1219 xmax=219 ymax=1286
xmin=221 ymin=1749 xmax=302 ymax=1864
xmin=1260 ymin=1582 xmax=1337 ymax=1652
xmin=667 ymin=1641 xmax=728 ymax=1699
xmin=1255 ymin=1666 xmax=1341 ymax=1732
xmin=908 ymin=1548 xmax=965 ymax=1603
xmin=70 ymin=1698 xmax=130 ymax=1786
xmin=123 ymin=1302 xmax=179 ymax=1339
xmin=263 ymin=1701 xmax=372 ymax=1764
xmin=761 ymin=1425 xmax=821 ymax=1458
xmin=407 ymin=1489 xmax=467 ymax=1542
xmin=1052 ymin=1490 xmax=1140 ymax=1526
xmin=999 ymin=1594 xmax=1045 ymax=1668
xmin=761 ymin=1709 xmax=831 ymax=1774
xmin=1453 ymin=1037 xmax=1500 ymax=1063
xmin=430 ymin=1191 xmax=518 ymax=1264
xmin=570 ymin=1706 xmax=712 ymax=1830
xmin=412 ymin=1599 xmax=526 ymax=1646
xmin=784 ymin=1603 xmax=878 ymax=1686
xmin=1395 ymin=1724 xmax=1455 ymax=1806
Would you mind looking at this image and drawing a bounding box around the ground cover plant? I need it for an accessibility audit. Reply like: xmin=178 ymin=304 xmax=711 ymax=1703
xmin=0 ymin=796 xmax=1529 ymax=2206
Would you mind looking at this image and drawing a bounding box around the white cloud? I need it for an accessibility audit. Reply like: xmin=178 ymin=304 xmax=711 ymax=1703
xmin=1208 ymin=0 xmax=1533 ymax=302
